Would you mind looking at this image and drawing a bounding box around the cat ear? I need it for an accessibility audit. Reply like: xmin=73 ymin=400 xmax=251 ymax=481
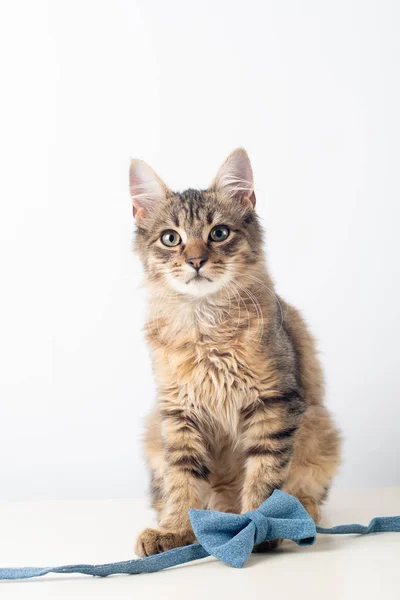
xmin=210 ymin=148 xmax=255 ymax=207
xmin=129 ymin=160 xmax=169 ymax=218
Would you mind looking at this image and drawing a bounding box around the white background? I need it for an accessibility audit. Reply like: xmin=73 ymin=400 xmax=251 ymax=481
xmin=1 ymin=0 xmax=399 ymax=501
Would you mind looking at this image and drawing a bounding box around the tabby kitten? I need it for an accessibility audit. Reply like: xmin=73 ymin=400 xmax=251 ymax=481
xmin=130 ymin=149 xmax=341 ymax=557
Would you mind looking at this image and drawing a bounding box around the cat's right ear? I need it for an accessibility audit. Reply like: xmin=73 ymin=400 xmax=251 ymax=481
xmin=129 ymin=160 xmax=169 ymax=219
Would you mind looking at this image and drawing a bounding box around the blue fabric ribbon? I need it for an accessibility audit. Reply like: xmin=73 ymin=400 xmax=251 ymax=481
xmin=1 ymin=490 xmax=399 ymax=580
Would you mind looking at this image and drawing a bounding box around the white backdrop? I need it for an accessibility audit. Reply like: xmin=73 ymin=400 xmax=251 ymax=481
xmin=1 ymin=0 xmax=399 ymax=501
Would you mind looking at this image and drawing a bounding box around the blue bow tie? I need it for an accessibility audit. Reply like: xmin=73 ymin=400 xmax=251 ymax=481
xmin=1 ymin=490 xmax=399 ymax=580
xmin=190 ymin=489 xmax=316 ymax=568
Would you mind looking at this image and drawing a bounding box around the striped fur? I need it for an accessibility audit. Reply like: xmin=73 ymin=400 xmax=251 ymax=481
xmin=130 ymin=149 xmax=341 ymax=557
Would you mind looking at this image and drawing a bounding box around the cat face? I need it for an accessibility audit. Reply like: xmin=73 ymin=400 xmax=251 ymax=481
xmin=130 ymin=149 xmax=263 ymax=298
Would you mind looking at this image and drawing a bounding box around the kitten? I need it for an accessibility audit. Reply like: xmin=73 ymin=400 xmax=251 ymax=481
xmin=130 ymin=149 xmax=341 ymax=557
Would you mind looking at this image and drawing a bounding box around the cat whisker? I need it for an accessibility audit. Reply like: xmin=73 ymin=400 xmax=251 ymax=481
xmin=232 ymin=280 xmax=264 ymax=349
xmin=224 ymin=282 xmax=243 ymax=339
xmin=241 ymin=272 xmax=284 ymax=329
xmin=226 ymin=281 xmax=252 ymax=341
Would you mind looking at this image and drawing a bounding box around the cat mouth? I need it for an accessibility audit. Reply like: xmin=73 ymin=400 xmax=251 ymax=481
xmin=186 ymin=274 xmax=212 ymax=284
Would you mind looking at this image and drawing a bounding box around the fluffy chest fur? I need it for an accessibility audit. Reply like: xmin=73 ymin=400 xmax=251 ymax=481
xmin=146 ymin=300 xmax=278 ymax=433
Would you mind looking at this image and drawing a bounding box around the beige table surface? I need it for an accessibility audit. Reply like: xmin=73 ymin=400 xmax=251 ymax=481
xmin=0 ymin=487 xmax=399 ymax=599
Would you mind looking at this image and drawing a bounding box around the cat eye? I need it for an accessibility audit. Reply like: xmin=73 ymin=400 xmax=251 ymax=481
xmin=161 ymin=230 xmax=181 ymax=247
xmin=209 ymin=225 xmax=230 ymax=242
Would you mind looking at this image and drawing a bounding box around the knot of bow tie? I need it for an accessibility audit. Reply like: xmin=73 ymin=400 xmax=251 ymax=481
xmin=189 ymin=489 xmax=317 ymax=568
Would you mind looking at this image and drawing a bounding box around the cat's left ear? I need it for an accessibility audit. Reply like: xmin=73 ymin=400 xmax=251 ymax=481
xmin=129 ymin=159 xmax=170 ymax=219
xmin=210 ymin=148 xmax=255 ymax=208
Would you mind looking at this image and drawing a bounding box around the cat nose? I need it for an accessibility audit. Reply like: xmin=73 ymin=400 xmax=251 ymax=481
xmin=186 ymin=256 xmax=208 ymax=271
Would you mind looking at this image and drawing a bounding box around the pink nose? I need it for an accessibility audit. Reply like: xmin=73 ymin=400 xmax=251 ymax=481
xmin=186 ymin=256 xmax=208 ymax=271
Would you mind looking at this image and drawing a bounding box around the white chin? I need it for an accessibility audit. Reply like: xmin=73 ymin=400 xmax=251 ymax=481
xmin=166 ymin=273 xmax=229 ymax=298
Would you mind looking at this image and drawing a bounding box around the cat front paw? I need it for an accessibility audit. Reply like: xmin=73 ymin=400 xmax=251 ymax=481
xmin=135 ymin=528 xmax=195 ymax=557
